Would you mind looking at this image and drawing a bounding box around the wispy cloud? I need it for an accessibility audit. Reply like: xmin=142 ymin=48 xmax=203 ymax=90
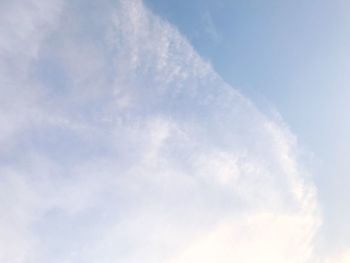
xmin=0 ymin=0 xmax=324 ymax=262
xmin=201 ymin=10 xmax=222 ymax=44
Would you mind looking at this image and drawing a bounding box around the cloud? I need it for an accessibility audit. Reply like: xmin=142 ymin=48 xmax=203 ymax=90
xmin=201 ymin=10 xmax=222 ymax=44
xmin=327 ymin=249 xmax=350 ymax=263
xmin=0 ymin=0 xmax=323 ymax=262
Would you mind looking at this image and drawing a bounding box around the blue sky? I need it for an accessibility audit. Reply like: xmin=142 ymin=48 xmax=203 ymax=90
xmin=146 ymin=0 xmax=350 ymax=250
xmin=0 ymin=0 xmax=349 ymax=262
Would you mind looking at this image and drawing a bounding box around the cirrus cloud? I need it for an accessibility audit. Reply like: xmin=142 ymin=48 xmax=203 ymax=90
xmin=0 ymin=0 xmax=325 ymax=262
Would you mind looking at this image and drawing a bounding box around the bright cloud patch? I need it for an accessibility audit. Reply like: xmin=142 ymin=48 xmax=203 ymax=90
xmin=0 ymin=0 xmax=322 ymax=262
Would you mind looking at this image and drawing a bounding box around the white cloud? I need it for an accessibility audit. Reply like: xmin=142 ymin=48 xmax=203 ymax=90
xmin=327 ymin=249 xmax=350 ymax=263
xmin=0 ymin=0 xmax=324 ymax=262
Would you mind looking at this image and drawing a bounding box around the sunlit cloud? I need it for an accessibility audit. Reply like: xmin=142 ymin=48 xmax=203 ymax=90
xmin=0 ymin=0 xmax=328 ymax=262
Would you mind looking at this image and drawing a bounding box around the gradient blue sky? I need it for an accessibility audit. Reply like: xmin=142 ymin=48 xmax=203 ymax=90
xmin=145 ymin=0 xmax=350 ymax=249
xmin=1 ymin=0 xmax=350 ymax=262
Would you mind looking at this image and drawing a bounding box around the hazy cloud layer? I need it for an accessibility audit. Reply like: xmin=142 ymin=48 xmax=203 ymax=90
xmin=0 ymin=0 xmax=326 ymax=262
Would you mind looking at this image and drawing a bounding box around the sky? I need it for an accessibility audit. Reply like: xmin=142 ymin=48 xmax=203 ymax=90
xmin=0 ymin=0 xmax=349 ymax=262
xmin=145 ymin=0 xmax=350 ymax=255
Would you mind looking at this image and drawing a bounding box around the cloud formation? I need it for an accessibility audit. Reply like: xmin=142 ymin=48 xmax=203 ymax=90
xmin=0 ymin=0 xmax=323 ymax=262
